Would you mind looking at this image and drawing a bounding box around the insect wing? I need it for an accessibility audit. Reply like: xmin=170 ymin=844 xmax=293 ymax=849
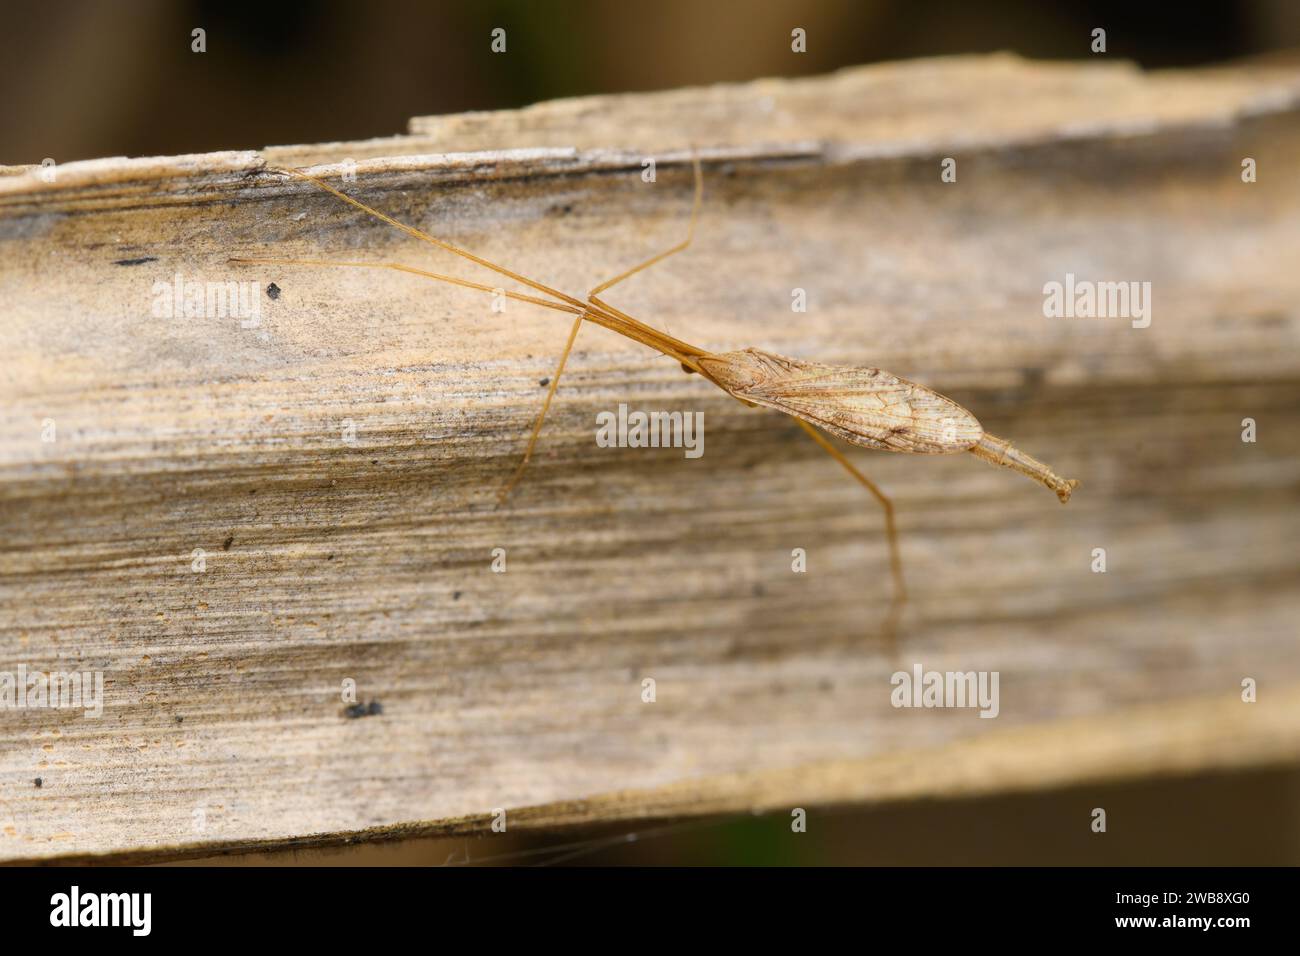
xmin=717 ymin=349 xmax=981 ymax=454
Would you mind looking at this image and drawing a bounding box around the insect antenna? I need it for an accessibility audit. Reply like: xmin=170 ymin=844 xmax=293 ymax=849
xmin=263 ymin=164 xmax=589 ymax=313
xmin=226 ymin=256 xmax=587 ymax=317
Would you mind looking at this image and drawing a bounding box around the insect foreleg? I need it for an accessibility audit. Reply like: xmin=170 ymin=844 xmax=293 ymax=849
xmin=498 ymin=312 xmax=587 ymax=503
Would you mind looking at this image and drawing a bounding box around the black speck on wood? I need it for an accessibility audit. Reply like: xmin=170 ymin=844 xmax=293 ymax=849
xmin=267 ymin=282 xmax=281 ymax=300
xmin=113 ymin=256 xmax=158 ymax=267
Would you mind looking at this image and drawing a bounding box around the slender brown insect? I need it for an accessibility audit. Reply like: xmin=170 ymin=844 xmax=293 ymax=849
xmin=232 ymin=154 xmax=1078 ymax=643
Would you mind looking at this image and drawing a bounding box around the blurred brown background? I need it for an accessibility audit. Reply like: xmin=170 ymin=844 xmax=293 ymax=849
xmin=4 ymin=0 xmax=1300 ymax=165
xmin=170 ymin=766 xmax=1300 ymax=865
xmin=7 ymin=0 xmax=1299 ymax=866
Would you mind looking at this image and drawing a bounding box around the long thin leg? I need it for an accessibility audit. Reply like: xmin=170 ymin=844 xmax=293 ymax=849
xmin=228 ymin=256 xmax=586 ymax=317
xmin=227 ymin=256 xmax=708 ymax=498
xmin=267 ymin=165 xmax=590 ymax=313
xmin=497 ymin=312 xmax=585 ymax=503
xmin=230 ymin=255 xmax=708 ymax=365
xmin=588 ymin=153 xmax=703 ymax=298
xmin=586 ymin=154 xmax=709 ymax=374
xmin=794 ymin=418 xmax=907 ymax=648
xmin=230 ymin=255 xmax=591 ymax=501
xmin=244 ymin=159 xmax=714 ymax=501
xmin=502 ymin=153 xmax=710 ymax=492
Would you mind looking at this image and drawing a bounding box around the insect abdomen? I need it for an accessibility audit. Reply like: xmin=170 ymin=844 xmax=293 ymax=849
xmin=699 ymin=348 xmax=983 ymax=454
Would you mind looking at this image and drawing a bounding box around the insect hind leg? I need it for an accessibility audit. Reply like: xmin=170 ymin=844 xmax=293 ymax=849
xmin=794 ymin=419 xmax=907 ymax=651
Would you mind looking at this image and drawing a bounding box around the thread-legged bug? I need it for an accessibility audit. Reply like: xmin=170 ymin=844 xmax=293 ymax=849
xmin=233 ymin=154 xmax=1078 ymax=643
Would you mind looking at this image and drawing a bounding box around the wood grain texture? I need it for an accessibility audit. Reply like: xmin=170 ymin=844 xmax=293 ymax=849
xmin=1 ymin=55 xmax=1299 ymax=862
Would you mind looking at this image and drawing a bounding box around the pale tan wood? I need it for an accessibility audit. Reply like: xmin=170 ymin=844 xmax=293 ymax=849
xmin=1 ymin=54 xmax=1299 ymax=862
xmin=33 ymin=686 xmax=1300 ymax=865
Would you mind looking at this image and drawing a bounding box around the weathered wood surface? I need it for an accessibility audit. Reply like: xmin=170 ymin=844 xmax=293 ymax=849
xmin=1 ymin=55 xmax=1299 ymax=862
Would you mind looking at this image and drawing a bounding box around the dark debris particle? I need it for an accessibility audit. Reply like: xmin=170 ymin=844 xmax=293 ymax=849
xmin=344 ymin=700 xmax=383 ymax=719
xmin=266 ymin=282 xmax=281 ymax=300
xmin=176 ymin=716 xmax=184 ymax=724
xmin=34 ymin=778 xmax=41 ymax=788
xmin=327 ymin=553 xmax=335 ymax=561
xmin=453 ymin=590 xmax=462 ymax=600
xmin=538 ymin=378 xmax=549 ymax=387
xmin=222 ymin=535 xmax=234 ymax=551
xmin=113 ymin=256 xmax=158 ymax=267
